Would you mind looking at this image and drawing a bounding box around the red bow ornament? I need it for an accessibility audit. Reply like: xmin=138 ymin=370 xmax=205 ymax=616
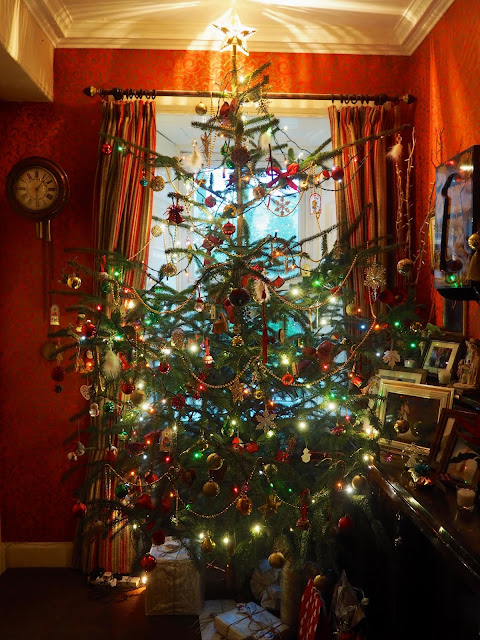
xmin=267 ymin=163 xmax=300 ymax=191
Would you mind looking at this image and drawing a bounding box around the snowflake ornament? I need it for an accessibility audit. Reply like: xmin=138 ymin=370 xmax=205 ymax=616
xmin=364 ymin=262 xmax=387 ymax=292
xmin=255 ymin=408 xmax=276 ymax=433
xmin=383 ymin=350 xmax=400 ymax=368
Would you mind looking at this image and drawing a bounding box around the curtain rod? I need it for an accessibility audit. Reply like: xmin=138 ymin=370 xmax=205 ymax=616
xmin=83 ymin=86 xmax=414 ymax=106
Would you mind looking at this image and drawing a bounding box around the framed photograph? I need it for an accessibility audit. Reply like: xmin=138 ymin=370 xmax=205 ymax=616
xmin=422 ymin=339 xmax=463 ymax=375
xmin=443 ymin=299 xmax=467 ymax=337
xmin=378 ymin=367 xmax=427 ymax=385
xmin=377 ymin=380 xmax=454 ymax=455
xmin=428 ymin=408 xmax=478 ymax=466
xmin=439 ymin=418 xmax=480 ymax=490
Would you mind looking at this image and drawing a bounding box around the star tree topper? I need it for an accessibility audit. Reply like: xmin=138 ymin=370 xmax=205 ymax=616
xmin=212 ymin=10 xmax=257 ymax=56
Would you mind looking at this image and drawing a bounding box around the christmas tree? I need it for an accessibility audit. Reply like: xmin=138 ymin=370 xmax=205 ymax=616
xmin=57 ymin=11 xmax=420 ymax=591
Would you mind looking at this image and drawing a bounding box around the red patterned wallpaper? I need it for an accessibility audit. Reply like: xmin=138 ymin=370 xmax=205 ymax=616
xmin=0 ymin=47 xmax=412 ymax=543
xmin=409 ymin=0 xmax=480 ymax=336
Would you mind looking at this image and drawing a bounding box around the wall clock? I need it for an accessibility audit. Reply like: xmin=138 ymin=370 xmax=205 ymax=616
xmin=6 ymin=156 xmax=70 ymax=222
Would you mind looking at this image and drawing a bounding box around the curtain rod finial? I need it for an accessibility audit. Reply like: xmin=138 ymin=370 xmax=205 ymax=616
xmin=83 ymin=85 xmax=99 ymax=98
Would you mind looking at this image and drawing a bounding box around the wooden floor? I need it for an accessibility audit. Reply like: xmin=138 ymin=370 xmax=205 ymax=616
xmin=0 ymin=568 xmax=200 ymax=640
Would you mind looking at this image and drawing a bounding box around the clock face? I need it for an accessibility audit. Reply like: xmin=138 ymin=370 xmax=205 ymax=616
xmin=6 ymin=157 xmax=69 ymax=221
xmin=14 ymin=167 xmax=59 ymax=211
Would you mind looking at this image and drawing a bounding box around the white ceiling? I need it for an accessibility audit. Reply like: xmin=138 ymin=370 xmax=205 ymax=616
xmin=27 ymin=0 xmax=453 ymax=55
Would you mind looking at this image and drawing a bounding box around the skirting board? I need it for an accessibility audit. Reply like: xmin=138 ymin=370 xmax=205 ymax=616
xmin=4 ymin=542 xmax=74 ymax=569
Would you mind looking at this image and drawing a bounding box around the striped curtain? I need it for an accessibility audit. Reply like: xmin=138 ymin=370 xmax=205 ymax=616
xmin=79 ymin=100 xmax=156 ymax=575
xmin=328 ymin=105 xmax=388 ymax=312
xmin=95 ymin=99 xmax=156 ymax=288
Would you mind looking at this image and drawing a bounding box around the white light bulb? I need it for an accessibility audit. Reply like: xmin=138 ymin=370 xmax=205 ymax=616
xmin=298 ymin=421 xmax=307 ymax=429
xmin=223 ymin=536 xmax=230 ymax=545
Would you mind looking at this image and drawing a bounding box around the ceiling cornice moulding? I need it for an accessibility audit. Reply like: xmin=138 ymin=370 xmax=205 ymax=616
xmin=23 ymin=0 xmax=72 ymax=46
xmin=395 ymin=0 xmax=455 ymax=55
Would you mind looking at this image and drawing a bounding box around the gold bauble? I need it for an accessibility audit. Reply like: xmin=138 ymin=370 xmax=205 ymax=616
xmin=232 ymin=335 xmax=244 ymax=347
xmin=397 ymin=258 xmax=414 ymax=277
xmin=206 ymin=453 xmax=223 ymax=470
xmin=223 ymin=204 xmax=236 ymax=217
xmin=67 ymin=275 xmax=82 ymax=290
xmin=130 ymin=389 xmax=146 ymax=406
xmin=197 ymin=437 xmax=209 ymax=451
xmin=254 ymin=389 xmax=265 ymax=400
xmin=202 ymin=479 xmax=220 ymax=497
xmin=468 ymin=232 xmax=480 ymax=250
xmin=201 ymin=533 xmax=216 ymax=553
xmin=394 ymin=419 xmax=409 ymax=434
xmin=195 ymin=102 xmax=208 ymax=116
xmin=151 ymin=224 xmax=164 ymax=237
xmin=150 ymin=175 xmax=165 ymax=192
xmin=313 ymin=574 xmax=329 ymax=592
xmin=171 ymin=328 xmax=185 ymax=349
xmin=351 ymin=474 xmax=368 ymax=491
xmin=346 ymin=302 xmax=360 ymax=317
xmin=299 ymin=179 xmax=309 ymax=191
xmin=268 ymin=552 xmax=286 ymax=569
xmin=162 ymin=262 xmax=177 ymax=277
xmin=236 ymin=495 xmax=253 ymax=515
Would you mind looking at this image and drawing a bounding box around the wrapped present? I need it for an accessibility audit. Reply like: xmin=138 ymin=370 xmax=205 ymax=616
xmin=200 ymin=600 xmax=237 ymax=640
xmin=250 ymin=558 xmax=281 ymax=611
xmin=145 ymin=537 xmax=203 ymax=616
xmin=214 ymin=602 xmax=290 ymax=640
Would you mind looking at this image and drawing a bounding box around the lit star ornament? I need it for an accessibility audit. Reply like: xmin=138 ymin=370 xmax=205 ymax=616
xmin=212 ymin=11 xmax=257 ymax=56
xmin=258 ymin=494 xmax=282 ymax=518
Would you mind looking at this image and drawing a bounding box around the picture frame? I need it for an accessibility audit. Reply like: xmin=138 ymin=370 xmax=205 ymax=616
xmin=377 ymin=367 xmax=427 ymax=385
xmin=422 ymin=338 xmax=463 ymax=375
xmin=428 ymin=408 xmax=478 ymax=467
xmin=443 ymin=299 xmax=467 ymax=337
xmin=377 ymin=380 xmax=454 ymax=455
xmin=439 ymin=417 xmax=480 ymax=490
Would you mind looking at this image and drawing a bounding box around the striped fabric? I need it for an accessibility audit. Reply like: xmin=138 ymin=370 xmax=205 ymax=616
xmin=328 ymin=105 xmax=388 ymax=312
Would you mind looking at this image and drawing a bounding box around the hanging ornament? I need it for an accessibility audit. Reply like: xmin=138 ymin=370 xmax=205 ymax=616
xmin=230 ymin=378 xmax=244 ymax=404
xmin=158 ymin=361 xmax=171 ymax=374
xmin=259 ymin=495 xmax=282 ymax=518
xmin=114 ymin=484 xmax=129 ymax=499
xmin=202 ymin=479 xmax=220 ymax=497
xmin=140 ymin=166 xmax=149 ymax=187
xmin=105 ymin=445 xmax=118 ymax=463
xmin=202 ymin=336 xmax=214 ymax=365
xmin=102 ymin=142 xmax=113 ymax=155
xmin=310 ymin=192 xmax=321 ymax=216
xmin=207 ymin=453 xmax=223 ymax=470
xmin=72 ymin=501 xmax=87 ymax=518
xmin=81 ymin=321 xmax=97 ymax=339
xmin=102 ymin=348 xmax=122 ymax=380
xmin=245 ymin=441 xmax=259 ymax=454
xmin=222 ymin=221 xmax=236 ymax=237
xmin=301 ymin=448 xmax=311 ymax=463
xmin=162 ymin=262 xmax=177 ymax=278
xmin=364 ymin=262 xmax=387 ymax=292
xmin=282 ymin=373 xmax=294 ymax=386
xmin=150 ymin=175 xmax=165 ymax=192
xmin=171 ymin=328 xmax=186 ymax=349
xmin=229 ymin=287 xmax=251 ymax=307
xmin=89 ymin=403 xmax=99 ymax=417
xmin=140 ymin=554 xmax=157 ymax=572
xmin=205 ymin=195 xmax=216 ymax=208
xmin=268 ymin=552 xmax=286 ymax=569
xmin=223 ymin=203 xmax=236 ymax=217
xmin=351 ymin=474 xmax=368 ymax=491
xmin=166 ymin=201 xmax=184 ymax=224
xmin=255 ymin=408 xmax=276 ymax=434
xmin=338 ymin=514 xmax=354 ymax=532
xmin=103 ymin=400 xmax=115 ymax=414
xmin=236 ymin=495 xmax=253 ymax=515
xmin=382 ymin=349 xmax=400 ymax=368
xmin=49 ymin=304 xmax=60 ymax=326
xmin=170 ymin=394 xmax=186 ymax=411
xmin=151 ymin=224 xmax=163 ymax=238
xmin=160 ymin=426 xmax=173 ymax=452
xmin=67 ymin=274 xmax=82 ymax=290
xmin=331 ymin=166 xmax=344 ymax=182
xmin=152 ymin=529 xmax=166 ymax=546
xmin=394 ymin=419 xmax=409 ymax=434
xmin=201 ymin=533 xmax=216 ymax=553
xmin=183 ymin=139 xmax=203 ymax=174
xmin=313 ymin=575 xmax=329 ymax=592
xmin=397 ymin=258 xmax=414 ymax=277
xmin=51 ymin=366 xmax=66 ymax=382
xmin=345 ymin=302 xmax=361 ymax=318
xmin=232 ymin=335 xmax=244 ymax=347
xmin=145 ymin=471 xmax=159 ymax=484
xmin=253 ymin=185 xmax=266 ymax=199
xmin=180 ymin=467 xmax=197 ymax=486
xmin=194 ymin=297 xmax=205 ymax=312
xmin=195 ymin=101 xmax=208 ymax=116
xmin=230 ymin=145 xmax=250 ymax=167
xmin=297 ymin=489 xmax=311 ymax=530
xmin=80 ymin=384 xmax=92 ymax=400
xmin=121 ymin=381 xmax=135 ymax=395
xmin=296 ymin=516 xmax=311 ymax=531
xmin=130 ymin=389 xmax=146 ymax=406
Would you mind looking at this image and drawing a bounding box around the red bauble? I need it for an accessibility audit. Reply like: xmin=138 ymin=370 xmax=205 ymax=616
xmin=331 ymin=166 xmax=344 ymax=182
xmin=136 ymin=494 xmax=154 ymax=510
xmin=145 ymin=472 xmax=159 ymax=484
xmin=222 ymin=222 xmax=236 ymax=237
xmin=152 ymin=529 xmax=166 ymax=546
xmin=72 ymin=501 xmax=87 ymax=518
xmin=296 ymin=517 xmax=311 ymax=531
xmin=140 ymin=553 xmax=157 ymax=572
xmin=245 ymin=441 xmax=259 ymax=454
xmin=102 ymin=142 xmax=113 ymax=155
xmin=158 ymin=362 xmax=171 ymax=374
xmin=170 ymin=394 xmax=186 ymax=410
xmin=205 ymin=195 xmax=216 ymax=208
xmin=338 ymin=514 xmax=354 ymax=532
xmin=81 ymin=321 xmax=97 ymax=339
xmin=282 ymin=373 xmax=294 ymax=386
xmin=229 ymin=287 xmax=251 ymax=307
xmin=322 ymin=169 xmax=331 ymax=178
xmin=51 ymin=366 xmax=66 ymax=382
xmin=121 ymin=381 xmax=135 ymax=395
xmin=160 ymin=495 xmax=171 ymax=513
